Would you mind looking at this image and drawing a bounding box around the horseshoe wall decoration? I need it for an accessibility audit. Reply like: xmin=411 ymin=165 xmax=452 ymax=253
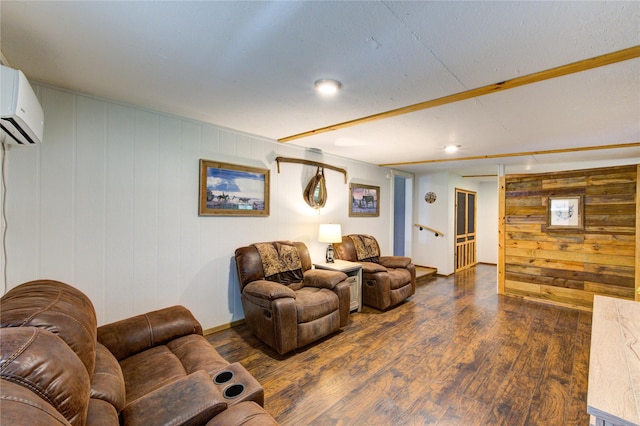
xmin=303 ymin=167 xmax=327 ymax=208
xmin=275 ymin=156 xmax=347 ymax=209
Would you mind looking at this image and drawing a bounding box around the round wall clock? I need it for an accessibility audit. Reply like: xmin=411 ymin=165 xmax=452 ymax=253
xmin=424 ymin=191 xmax=437 ymax=203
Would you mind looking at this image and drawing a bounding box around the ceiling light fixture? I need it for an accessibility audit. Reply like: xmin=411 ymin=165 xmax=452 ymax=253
xmin=444 ymin=144 xmax=461 ymax=153
xmin=314 ymin=79 xmax=342 ymax=95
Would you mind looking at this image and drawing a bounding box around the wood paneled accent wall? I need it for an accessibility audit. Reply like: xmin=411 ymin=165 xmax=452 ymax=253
xmin=499 ymin=164 xmax=638 ymax=311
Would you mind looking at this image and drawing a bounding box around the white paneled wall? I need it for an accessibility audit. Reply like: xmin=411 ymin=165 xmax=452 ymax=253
xmin=413 ymin=172 xmax=495 ymax=275
xmin=477 ymin=181 xmax=498 ymax=265
xmin=4 ymin=84 xmax=391 ymax=328
xmin=413 ymin=172 xmax=451 ymax=274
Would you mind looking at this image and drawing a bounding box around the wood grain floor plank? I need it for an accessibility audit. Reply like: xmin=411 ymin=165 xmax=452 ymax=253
xmin=206 ymin=264 xmax=592 ymax=425
xmin=484 ymin=305 xmax=558 ymax=425
xmin=526 ymin=309 xmax=580 ymax=425
xmin=567 ymin=312 xmax=592 ymax=425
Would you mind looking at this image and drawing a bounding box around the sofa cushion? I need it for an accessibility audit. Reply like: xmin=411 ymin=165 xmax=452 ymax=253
xmin=167 ymin=334 xmax=229 ymax=375
xmin=0 ymin=380 xmax=71 ymax=425
xmin=0 ymin=327 xmax=90 ymax=426
xmin=120 ymin=345 xmax=187 ymax=404
xmin=86 ymin=398 xmax=119 ymax=425
xmin=1 ymin=280 xmax=98 ymax=376
xmin=388 ymin=269 xmax=412 ymax=290
xmin=295 ymin=288 xmax=339 ymax=323
xmin=90 ymin=342 xmax=126 ymax=413
xmin=297 ymin=311 xmax=340 ymax=348
xmin=97 ymin=305 xmax=203 ymax=361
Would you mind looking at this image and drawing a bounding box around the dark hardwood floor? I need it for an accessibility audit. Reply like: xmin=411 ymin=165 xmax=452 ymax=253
xmin=207 ymin=264 xmax=592 ymax=425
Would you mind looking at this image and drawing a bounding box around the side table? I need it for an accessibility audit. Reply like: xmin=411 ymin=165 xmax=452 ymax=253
xmin=314 ymin=259 xmax=362 ymax=312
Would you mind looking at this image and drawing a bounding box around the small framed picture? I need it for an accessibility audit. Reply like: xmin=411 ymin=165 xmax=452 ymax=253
xmin=349 ymin=183 xmax=380 ymax=217
xmin=547 ymin=196 xmax=583 ymax=229
xmin=199 ymin=159 xmax=270 ymax=216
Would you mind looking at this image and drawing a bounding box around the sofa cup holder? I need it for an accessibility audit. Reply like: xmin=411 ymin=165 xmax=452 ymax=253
xmin=211 ymin=363 xmax=263 ymax=406
xmin=213 ymin=370 xmax=234 ymax=385
xmin=223 ymin=383 xmax=245 ymax=399
xmin=213 ymin=370 xmax=246 ymax=399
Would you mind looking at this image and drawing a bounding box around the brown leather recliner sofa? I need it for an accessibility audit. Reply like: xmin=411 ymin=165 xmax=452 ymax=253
xmin=334 ymin=234 xmax=416 ymax=310
xmin=235 ymin=241 xmax=350 ymax=355
xmin=0 ymin=279 xmax=278 ymax=426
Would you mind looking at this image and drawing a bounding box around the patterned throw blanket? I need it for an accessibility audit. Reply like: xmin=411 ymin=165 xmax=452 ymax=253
xmin=350 ymin=235 xmax=380 ymax=262
xmin=253 ymin=241 xmax=303 ymax=284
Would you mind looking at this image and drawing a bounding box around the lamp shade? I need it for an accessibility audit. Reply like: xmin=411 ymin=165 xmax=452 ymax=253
xmin=318 ymin=224 xmax=342 ymax=243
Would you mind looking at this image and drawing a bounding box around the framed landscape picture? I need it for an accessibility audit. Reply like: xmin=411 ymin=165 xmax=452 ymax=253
xmin=547 ymin=196 xmax=583 ymax=229
xmin=199 ymin=159 xmax=270 ymax=216
xmin=349 ymin=183 xmax=380 ymax=217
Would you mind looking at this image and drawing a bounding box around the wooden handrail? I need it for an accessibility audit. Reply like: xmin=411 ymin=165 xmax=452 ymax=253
xmin=275 ymin=156 xmax=347 ymax=183
xmin=415 ymin=223 xmax=444 ymax=237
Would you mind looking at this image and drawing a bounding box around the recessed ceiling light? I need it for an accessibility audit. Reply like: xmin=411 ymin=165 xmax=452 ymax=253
xmin=314 ymin=79 xmax=342 ymax=95
xmin=444 ymin=144 xmax=461 ymax=153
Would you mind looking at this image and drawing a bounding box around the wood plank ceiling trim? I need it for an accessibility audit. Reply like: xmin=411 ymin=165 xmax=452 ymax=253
xmin=277 ymin=45 xmax=640 ymax=148
xmin=380 ymin=142 xmax=640 ymax=167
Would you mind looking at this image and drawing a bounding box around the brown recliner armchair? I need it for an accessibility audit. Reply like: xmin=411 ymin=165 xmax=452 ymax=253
xmin=235 ymin=241 xmax=350 ymax=355
xmin=334 ymin=234 xmax=416 ymax=310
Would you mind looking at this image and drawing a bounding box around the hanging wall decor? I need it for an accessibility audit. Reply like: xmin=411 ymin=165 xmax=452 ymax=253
xmin=199 ymin=159 xmax=270 ymax=216
xmin=424 ymin=191 xmax=437 ymax=203
xmin=547 ymin=195 xmax=583 ymax=229
xmin=349 ymin=183 xmax=380 ymax=217
xmin=275 ymin=156 xmax=347 ymax=183
xmin=275 ymin=156 xmax=347 ymax=209
xmin=303 ymin=167 xmax=327 ymax=209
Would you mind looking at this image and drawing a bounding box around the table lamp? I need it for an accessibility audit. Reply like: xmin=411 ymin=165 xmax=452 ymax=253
xmin=318 ymin=224 xmax=342 ymax=263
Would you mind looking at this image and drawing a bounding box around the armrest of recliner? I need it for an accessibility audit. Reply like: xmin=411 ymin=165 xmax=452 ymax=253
xmin=358 ymin=261 xmax=387 ymax=273
xmin=121 ymin=370 xmax=227 ymax=426
xmin=97 ymin=305 xmax=202 ymax=361
xmin=205 ymin=401 xmax=279 ymax=426
xmin=379 ymin=256 xmax=412 ymax=269
xmin=304 ymin=269 xmax=348 ymax=289
xmin=243 ymin=280 xmax=296 ymax=300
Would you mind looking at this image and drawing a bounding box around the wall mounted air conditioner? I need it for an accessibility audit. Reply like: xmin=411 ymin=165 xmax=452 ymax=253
xmin=1 ymin=65 xmax=44 ymax=145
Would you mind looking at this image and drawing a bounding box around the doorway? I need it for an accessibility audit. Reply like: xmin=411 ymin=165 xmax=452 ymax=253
xmin=455 ymin=188 xmax=477 ymax=271
xmin=392 ymin=172 xmax=413 ymax=257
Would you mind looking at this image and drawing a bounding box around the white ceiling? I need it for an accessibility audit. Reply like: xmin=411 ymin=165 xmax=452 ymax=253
xmin=2 ymin=1 xmax=639 ymax=176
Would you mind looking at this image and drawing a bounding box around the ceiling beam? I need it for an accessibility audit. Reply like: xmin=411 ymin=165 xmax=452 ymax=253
xmin=379 ymin=142 xmax=640 ymax=167
xmin=278 ymin=45 xmax=640 ymax=144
